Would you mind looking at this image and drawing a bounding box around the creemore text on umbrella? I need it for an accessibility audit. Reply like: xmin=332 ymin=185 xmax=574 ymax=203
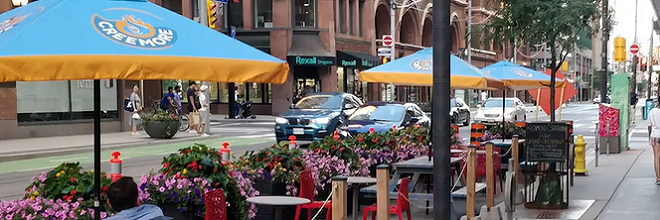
xmin=411 ymin=59 xmax=432 ymax=71
xmin=92 ymin=8 xmax=177 ymax=49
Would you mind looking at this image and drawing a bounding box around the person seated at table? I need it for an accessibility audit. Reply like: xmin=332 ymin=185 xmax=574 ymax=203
xmin=106 ymin=177 xmax=165 ymax=220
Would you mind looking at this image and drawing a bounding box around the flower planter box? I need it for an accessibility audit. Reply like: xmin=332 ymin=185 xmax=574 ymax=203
xmin=144 ymin=121 xmax=181 ymax=139
xmin=159 ymin=203 xmax=203 ymax=220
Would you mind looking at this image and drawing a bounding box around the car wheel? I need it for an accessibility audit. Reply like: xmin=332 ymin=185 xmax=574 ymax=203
xmin=524 ymin=115 xmax=527 ymax=121
xmin=452 ymin=114 xmax=458 ymax=124
xmin=463 ymin=114 xmax=470 ymax=126
xmin=514 ymin=115 xmax=518 ymax=122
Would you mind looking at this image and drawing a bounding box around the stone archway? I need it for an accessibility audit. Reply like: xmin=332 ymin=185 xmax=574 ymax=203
xmin=421 ymin=17 xmax=432 ymax=47
xmin=399 ymin=10 xmax=418 ymax=44
xmin=450 ymin=24 xmax=459 ymax=53
xmin=375 ymin=3 xmax=390 ymax=37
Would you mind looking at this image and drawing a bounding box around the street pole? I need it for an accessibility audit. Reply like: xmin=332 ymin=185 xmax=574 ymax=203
xmin=198 ymin=0 xmax=212 ymax=133
xmin=467 ymin=0 xmax=472 ymax=104
xmin=600 ymin=0 xmax=609 ymax=104
xmin=227 ymin=0 xmax=237 ymax=118
xmin=432 ymin=0 xmax=452 ymax=218
xmin=389 ymin=1 xmax=396 ymax=101
xmin=649 ymin=24 xmax=654 ymax=99
xmin=632 ymin=0 xmax=638 ymax=92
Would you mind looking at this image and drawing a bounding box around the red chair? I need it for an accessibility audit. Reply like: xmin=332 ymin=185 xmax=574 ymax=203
xmin=295 ymin=171 xmax=332 ymax=220
xmin=204 ymin=188 xmax=227 ymax=220
xmin=362 ymin=177 xmax=412 ymax=220
xmin=460 ymin=147 xmax=503 ymax=194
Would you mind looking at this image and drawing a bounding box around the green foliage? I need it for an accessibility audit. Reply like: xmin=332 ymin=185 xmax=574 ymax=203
xmin=487 ymin=122 xmax=525 ymax=139
xmin=25 ymin=162 xmax=113 ymax=210
xmin=241 ymin=142 xmax=306 ymax=185
xmin=142 ymin=109 xmax=180 ymax=122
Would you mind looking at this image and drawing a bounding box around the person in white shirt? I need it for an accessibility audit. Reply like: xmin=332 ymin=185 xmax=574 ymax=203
xmin=647 ymin=99 xmax=660 ymax=184
xmin=480 ymin=91 xmax=488 ymax=104
xmin=197 ymin=85 xmax=210 ymax=137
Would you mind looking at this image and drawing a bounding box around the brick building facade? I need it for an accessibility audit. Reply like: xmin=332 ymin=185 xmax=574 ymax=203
xmin=0 ymin=0 xmax=527 ymax=139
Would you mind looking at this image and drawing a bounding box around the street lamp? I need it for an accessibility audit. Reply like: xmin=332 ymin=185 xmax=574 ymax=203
xmin=11 ymin=0 xmax=28 ymax=6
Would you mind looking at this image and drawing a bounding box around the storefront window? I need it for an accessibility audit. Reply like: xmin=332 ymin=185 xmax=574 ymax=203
xmin=267 ymin=84 xmax=272 ymax=103
xmin=247 ymin=83 xmax=264 ymax=103
xmin=338 ymin=0 xmax=346 ymax=33
xmin=224 ymin=0 xmax=244 ymax=28
xmin=358 ymin=1 xmax=363 ymax=36
xmin=346 ymin=68 xmax=356 ymax=94
xmin=294 ymin=0 xmax=316 ymax=27
xmin=348 ymin=0 xmax=355 ymax=35
xmin=218 ymin=83 xmax=229 ymax=103
xmin=254 ymin=0 xmax=273 ymax=28
xmin=16 ymin=81 xmax=118 ymax=122
xmin=162 ymin=0 xmax=182 ymax=14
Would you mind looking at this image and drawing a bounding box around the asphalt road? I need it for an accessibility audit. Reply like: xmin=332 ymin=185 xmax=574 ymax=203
xmin=0 ymin=103 xmax=602 ymax=201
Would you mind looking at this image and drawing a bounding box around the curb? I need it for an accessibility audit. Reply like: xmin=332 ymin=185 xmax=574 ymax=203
xmin=0 ymin=135 xmax=215 ymax=163
xmin=210 ymin=118 xmax=274 ymax=123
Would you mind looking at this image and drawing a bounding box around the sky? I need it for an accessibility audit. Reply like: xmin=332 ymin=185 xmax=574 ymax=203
xmin=610 ymin=0 xmax=657 ymax=57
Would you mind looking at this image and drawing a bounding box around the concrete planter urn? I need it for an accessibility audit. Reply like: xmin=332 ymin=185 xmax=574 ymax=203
xmin=144 ymin=120 xmax=180 ymax=139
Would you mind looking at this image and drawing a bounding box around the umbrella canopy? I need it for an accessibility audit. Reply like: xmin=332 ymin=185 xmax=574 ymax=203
xmin=481 ymin=61 xmax=565 ymax=90
xmin=359 ymin=48 xmax=504 ymax=90
xmin=0 ymin=0 xmax=289 ymax=83
xmin=528 ymin=69 xmax=576 ymax=115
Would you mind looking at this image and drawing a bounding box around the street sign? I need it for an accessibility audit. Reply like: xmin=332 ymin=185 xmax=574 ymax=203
xmin=382 ymin=35 xmax=393 ymax=47
xmin=630 ymin=44 xmax=640 ymax=55
xmin=377 ymin=48 xmax=391 ymax=57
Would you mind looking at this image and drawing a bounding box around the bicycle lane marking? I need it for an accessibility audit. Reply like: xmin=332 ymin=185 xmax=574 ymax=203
xmin=0 ymin=137 xmax=273 ymax=174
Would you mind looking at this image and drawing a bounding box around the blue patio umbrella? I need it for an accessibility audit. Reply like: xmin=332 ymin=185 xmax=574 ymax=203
xmin=0 ymin=0 xmax=289 ymax=83
xmin=0 ymin=0 xmax=289 ymax=218
xmin=481 ymin=61 xmax=565 ymax=90
xmin=359 ymin=48 xmax=504 ymax=90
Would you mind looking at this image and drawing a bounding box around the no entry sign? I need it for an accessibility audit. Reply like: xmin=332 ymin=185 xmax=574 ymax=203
xmin=630 ymin=44 xmax=640 ymax=55
xmin=382 ymin=35 xmax=393 ymax=47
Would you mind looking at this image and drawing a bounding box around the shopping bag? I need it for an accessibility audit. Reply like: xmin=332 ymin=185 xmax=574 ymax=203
xmin=191 ymin=111 xmax=201 ymax=125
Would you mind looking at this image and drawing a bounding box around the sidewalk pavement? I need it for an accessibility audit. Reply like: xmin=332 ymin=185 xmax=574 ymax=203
xmin=0 ymin=131 xmax=212 ymax=162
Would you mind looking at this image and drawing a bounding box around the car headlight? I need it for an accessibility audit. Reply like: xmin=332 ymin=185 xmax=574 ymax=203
xmin=275 ymin=117 xmax=288 ymax=124
xmin=312 ymin=118 xmax=330 ymax=124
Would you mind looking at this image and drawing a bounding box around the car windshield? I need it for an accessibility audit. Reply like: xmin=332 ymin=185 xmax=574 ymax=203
xmin=349 ymin=105 xmax=405 ymax=122
xmin=295 ymin=95 xmax=342 ymax=109
xmin=483 ymin=99 xmax=514 ymax=107
xmin=450 ymin=99 xmax=457 ymax=107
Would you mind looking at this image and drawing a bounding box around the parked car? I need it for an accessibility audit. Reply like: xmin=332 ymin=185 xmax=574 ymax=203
xmin=274 ymin=92 xmax=363 ymax=142
xmin=450 ymin=98 xmax=471 ymax=126
xmin=473 ymin=97 xmax=527 ymax=125
xmin=342 ymin=102 xmax=430 ymax=135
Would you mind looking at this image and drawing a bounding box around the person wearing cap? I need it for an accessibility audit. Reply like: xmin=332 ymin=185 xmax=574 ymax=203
xmin=197 ymin=85 xmax=210 ymax=137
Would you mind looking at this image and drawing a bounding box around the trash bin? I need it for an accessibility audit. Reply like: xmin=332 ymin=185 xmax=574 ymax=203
xmin=645 ymin=99 xmax=654 ymax=120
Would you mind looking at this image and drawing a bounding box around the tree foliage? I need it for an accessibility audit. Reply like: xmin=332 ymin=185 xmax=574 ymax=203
xmin=477 ymin=0 xmax=600 ymax=121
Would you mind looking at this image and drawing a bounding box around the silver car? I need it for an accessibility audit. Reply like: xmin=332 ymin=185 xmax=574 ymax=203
xmin=473 ymin=97 xmax=527 ymax=125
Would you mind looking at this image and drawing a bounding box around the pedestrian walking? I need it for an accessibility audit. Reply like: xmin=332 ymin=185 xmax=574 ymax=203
xmin=647 ymin=98 xmax=660 ymax=184
xmin=129 ymin=85 xmax=142 ymax=136
xmin=173 ymin=85 xmax=182 ymax=113
xmin=198 ymin=85 xmax=210 ymax=137
xmin=187 ymin=82 xmax=200 ymax=133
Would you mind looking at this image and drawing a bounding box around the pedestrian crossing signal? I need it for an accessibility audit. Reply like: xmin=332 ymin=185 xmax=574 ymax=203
xmin=207 ymin=0 xmax=217 ymax=29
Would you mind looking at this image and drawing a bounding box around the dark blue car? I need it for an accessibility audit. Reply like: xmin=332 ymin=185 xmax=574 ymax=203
xmin=344 ymin=102 xmax=430 ymax=135
xmin=275 ymin=92 xmax=364 ymax=142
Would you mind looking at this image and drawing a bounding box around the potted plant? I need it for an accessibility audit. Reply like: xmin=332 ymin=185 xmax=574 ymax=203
xmin=157 ymin=143 xmax=252 ymax=220
xmin=0 ymin=196 xmax=109 ymax=220
xmin=142 ymin=110 xmax=181 ymax=139
xmin=25 ymin=162 xmax=113 ymax=205
xmin=139 ymin=172 xmax=211 ymax=220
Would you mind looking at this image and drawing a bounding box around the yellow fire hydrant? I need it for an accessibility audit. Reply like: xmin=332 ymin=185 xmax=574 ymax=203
xmin=574 ymin=134 xmax=588 ymax=175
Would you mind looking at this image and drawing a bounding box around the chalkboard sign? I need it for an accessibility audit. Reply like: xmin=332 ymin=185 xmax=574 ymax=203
xmin=525 ymin=122 xmax=569 ymax=162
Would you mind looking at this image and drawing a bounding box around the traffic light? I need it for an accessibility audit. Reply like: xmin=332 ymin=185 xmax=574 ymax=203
xmin=613 ymin=37 xmax=626 ymax=62
xmin=207 ymin=0 xmax=217 ymax=29
xmin=561 ymin=61 xmax=568 ymax=72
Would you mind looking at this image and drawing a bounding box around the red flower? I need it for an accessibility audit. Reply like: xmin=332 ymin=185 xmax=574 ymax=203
xmin=357 ymin=136 xmax=364 ymax=142
xmin=331 ymin=145 xmax=337 ymax=150
xmin=214 ymin=182 xmax=220 ymax=187
xmin=25 ymin=188 xmax=30 ymax=192
xmin=369 ymin=128 xmax=375 ymax=134
xmin=102 ymin=186 xmax=109 ymax=192
xmin=70 ymin=190 xmax=77 ymax=195
xmin=339 ymin=147 xmax=345 ymax=152
xmin=163 ymin=162 xmax=170 ymax=168
xmin=70 ymin=177 xmax=76 ymax=182
xmin=213 ymin=168 xmax=218 ymax=172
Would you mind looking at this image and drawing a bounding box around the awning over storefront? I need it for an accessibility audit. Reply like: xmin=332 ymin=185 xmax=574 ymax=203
xmin=337 ymin=50 xmax=380 ymax=69
xmin=287 ymin=31 xmax=335 ymax=66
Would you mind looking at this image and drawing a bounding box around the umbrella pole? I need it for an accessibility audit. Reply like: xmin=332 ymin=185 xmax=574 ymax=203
xmin=93 ymin=80 xmax=102 ymax=220
xmin=503 ymin=90 xmax=506 ymax=141
xmin=535 ymin=89 xmax=541 ymax=121
xmin=558 ymin=85 xmax=566 ymax=120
